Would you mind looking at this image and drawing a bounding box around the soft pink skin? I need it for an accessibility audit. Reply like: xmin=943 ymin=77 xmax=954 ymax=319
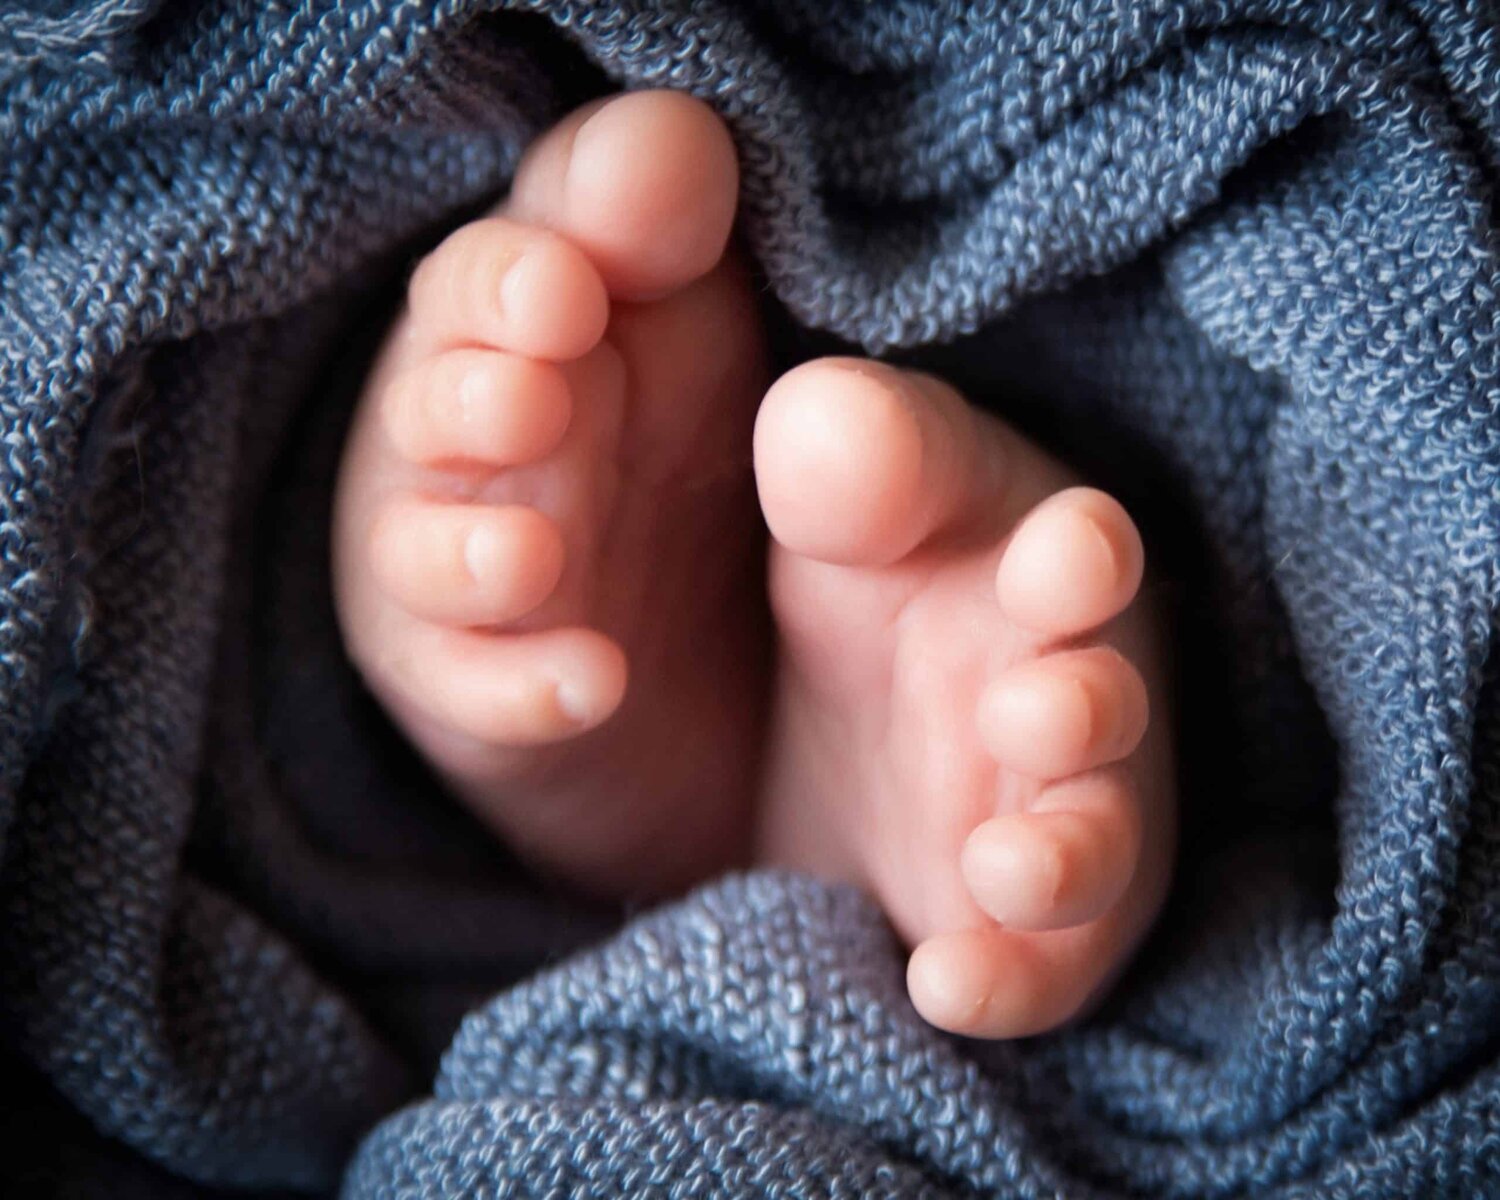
xmin=332 ymin=91 xmax=1176 ymax=1038
xmin=333 ymin=92 xmax=771 ymax=895
xmin=753 ymin=361 xmax=1175 ymax=1037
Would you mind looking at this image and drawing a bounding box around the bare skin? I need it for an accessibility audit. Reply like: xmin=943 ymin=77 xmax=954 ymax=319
xmin=332 ymin=91 xmax=1175 ymax=1038
xmin=333 ymin=93 xmax=769 ymax=896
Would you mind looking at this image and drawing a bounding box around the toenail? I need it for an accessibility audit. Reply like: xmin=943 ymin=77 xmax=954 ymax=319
xmin=1050 ymin=675 xmax=1098 ymax=759
xmin=553 ymin=678 xmax=592 ymax=726
xmin=463 ymin=524 xmax=502 ymax=587
xmin=499 ymin=251 xmax=536 ymax=315
xmin=1081 ymin=512 xmax=1122 ymax=583
xmin=457 ymin=365 xmax=490 ymax=423
xmin=572 ymin=102 xmax=612 ymax=149
xmin=1065 ymin=674 xmax=1097 ymax=744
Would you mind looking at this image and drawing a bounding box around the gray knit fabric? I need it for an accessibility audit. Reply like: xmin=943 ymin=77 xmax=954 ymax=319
xmin=3 ymin=1 xmax=1499 ymax=1196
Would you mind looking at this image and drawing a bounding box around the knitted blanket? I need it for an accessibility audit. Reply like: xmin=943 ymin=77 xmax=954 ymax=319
xmin=3 ymin=1 xmax=1499 ymax=1196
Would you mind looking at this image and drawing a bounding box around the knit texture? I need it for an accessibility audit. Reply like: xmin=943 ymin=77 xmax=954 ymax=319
xmin=2 ymin=1 xmax=1499 ymax=1196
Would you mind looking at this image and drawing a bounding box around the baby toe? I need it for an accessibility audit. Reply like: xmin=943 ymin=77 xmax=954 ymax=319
xmin=977 ymin=647 xmax=1149 ymax=780
xmin=907 ymin=920 xmax=1130 ymax=1039
xmin=382 ymin=349 xmax=572 ymax=468
xmin=755 ymin=359 xmax=999 ymax=567
xmin=386 ymin=624 xmax=628 ymax=748
xmin=509 ymin=90 xmax=739 ymax=298
xmin=407 ymin=218 xmax=608 ymax=360
xmin=368 ymin=498 xmax=565 ymax=627
xmin=996 ymin=487 xmax=1144 ymax=637
xmin=961 ymin=772 xmax=1141 ymax=932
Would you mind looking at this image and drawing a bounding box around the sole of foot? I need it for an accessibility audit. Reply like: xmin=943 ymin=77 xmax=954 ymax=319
xmin=332 ymin=91 xmax=771 ymax=897
xmin=753 ymin=357 xmax=1175 ymax=1038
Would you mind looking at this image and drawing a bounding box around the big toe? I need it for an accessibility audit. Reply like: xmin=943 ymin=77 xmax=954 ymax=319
xmin=508 ymin=90 xmax=740 ymax=298
xmin=754 ymin=358 xmax=1004 ymax=568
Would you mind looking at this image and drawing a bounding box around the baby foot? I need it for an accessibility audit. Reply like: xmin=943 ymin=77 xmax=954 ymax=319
xmin=333 ymin=92 xmax=770 ymax=897
xmin=754 ymin=359 xmax=1175 ymax=1038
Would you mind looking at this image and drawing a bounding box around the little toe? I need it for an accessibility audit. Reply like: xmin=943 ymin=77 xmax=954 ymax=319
xmin=407 ymin=218 xmax=608 ymax=360
xmin=509 ymin=90 xmax=740 ymax=298
xmin=977 ymin=648 xmax=1149 ymax=780
xmin=755 ymin=358 xmax=999 ymax=567
xmin=382 ymin=349 xmax=572 ymax=468
xmin=962 ymin=772 xmax=1141 ymax=931
xmin=386 ymin=624 xmax=628 ymax=747
xmin=369 ymin=498 xmax=565 ymax=626
xmin=907 ymin=919 xmax=1129 ymax=1039
xmin=996 ymin=488 xmax=1144 ymax=636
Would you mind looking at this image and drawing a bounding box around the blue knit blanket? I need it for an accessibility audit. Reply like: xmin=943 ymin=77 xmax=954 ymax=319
xmin=3 ymin=1 xmax=1499 ymax=1196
